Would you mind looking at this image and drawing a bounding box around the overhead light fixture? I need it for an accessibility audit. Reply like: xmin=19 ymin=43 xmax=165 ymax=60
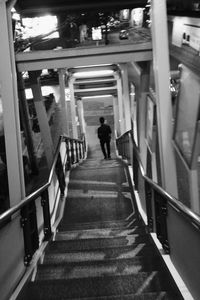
xmin=82 ymin=95 xmax=113 ymax=99
xmin=73 ymin=70 xmax=114 ymax=79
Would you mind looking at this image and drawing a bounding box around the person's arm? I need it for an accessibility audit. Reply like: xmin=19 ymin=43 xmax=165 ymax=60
xmin=97 ymin=128 xmax=102 ymax=139
xmin=108 ymin=125 xmax=112 ymax=139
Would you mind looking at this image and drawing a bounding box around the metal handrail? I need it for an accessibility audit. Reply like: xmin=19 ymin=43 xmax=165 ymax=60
xmin=117 ymin=130 xmax=200 ymax=230
xmin=0 ymin=134 xmax=85 ymax=226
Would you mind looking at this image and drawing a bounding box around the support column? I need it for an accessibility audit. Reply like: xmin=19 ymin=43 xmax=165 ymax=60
xmin=115 ymin=74 xmax=125 ymax=135
xmin=58 ymin=68 xmax=69 ymax=136
xmin=0 ymin=2 xmax=25 ymax=204
xmin=69 ymin=78 xmax=78 ymax=139
xmin=29 ymin=71 xmax=54 ymax=170
xmin=112 ymin=95 xmax=120 ymax=137
xmin=151 ymin=0 xmax=178 ymax=196
xmin=120 ymin=63 xmax=131 ymax=132
xmin=77 ymin=98 xmax=86 ymax=138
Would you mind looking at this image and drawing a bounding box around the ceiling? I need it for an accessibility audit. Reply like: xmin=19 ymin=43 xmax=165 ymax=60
xmin=15 ymin=0 xmax=200 ymax=18
xmin=15 ymin=0 xmax=148 ymax=17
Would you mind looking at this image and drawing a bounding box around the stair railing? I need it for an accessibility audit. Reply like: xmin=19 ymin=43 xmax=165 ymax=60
xmin=0 ymin=134 xmax=86 ymax=266
xmin=116 ymin=130 xmax=200 ymax=253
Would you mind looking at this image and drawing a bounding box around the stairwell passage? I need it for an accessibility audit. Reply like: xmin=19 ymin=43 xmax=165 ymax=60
xmin=17 ymin=154 xmax=184 ymax=300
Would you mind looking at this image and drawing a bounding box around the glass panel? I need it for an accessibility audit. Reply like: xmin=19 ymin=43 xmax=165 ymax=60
xmin=0 ymin=94 xmax=9 ymax=213
xmin=146 ymin=95 xmax=156 ymax=152
xmin=21 ymin=84 xmax=49 ymax=194
xmin=174 ymin=65 xmax=200 ymax=165
xmin=22 ymin=70 xmax=67 ymax=195
xmin=12 ymin=9 xmax=151 ymax=53
xmin=130 ymin=83 xmax=138 ymax=145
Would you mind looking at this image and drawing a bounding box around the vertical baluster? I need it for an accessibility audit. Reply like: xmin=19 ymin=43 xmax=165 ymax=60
xmin=55 ymin=153 xmax=66 ymax=196
xmin=145 ymin=180 xmax=154 ymax=232
xmin=41 ymin=189 xmax=52 ymax=240
xmin=79 ymin=141 xmax=82 ymax=160
xmin=20 ymin=201 xmax=39 ymax=266
xmin=154 ymin=190 xmax=170 ymax=253
xmin=133 ymin=147 xmax=139 ymax=190
xmin=75 ymin=140 xmax=78 ymax=162
xmin=66 ymin=138 xmax=71 ymax=170
xmin=70 ymin=139 xmax=74 ymax=164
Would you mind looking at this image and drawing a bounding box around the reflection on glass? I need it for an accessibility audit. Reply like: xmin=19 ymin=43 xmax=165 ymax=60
xmin=146 ymin=95 xmax=155 ymax=152
xmin=174 ymin=65 xmax=200 ymax=164
xmin=130 ymin=83 xmax=138 ymax=145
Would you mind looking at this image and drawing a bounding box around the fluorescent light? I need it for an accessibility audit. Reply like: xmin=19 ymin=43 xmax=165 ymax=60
xmin=73 ymin=70 xmax=114 ymax=78
xmin=82 ymin=95 xmax=113 ymax=99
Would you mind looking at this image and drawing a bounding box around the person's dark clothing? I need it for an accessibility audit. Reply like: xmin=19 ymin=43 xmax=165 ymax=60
xmin=98 ymin=123 xmax=112 ymax=159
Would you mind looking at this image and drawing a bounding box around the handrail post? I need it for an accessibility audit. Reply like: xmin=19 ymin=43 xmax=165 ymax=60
xmin=70 ymin=139 xmax=75 ymax=164
xmin=20 ymin=202 xmax=39 ymax=266
xmin=55 ymin=153 xmax=66 ymax=196
xmin=79 ymin=141 xmax=82 ymax=160
xmin=154 ymin=190 xmax=170 ymax=253
xmin=75 ymin=140 xmax=78 ymax=163
xmin=145 ymin=180 xmax=154 ymax=232
xmin=66 ymin=138 xmax=71 ymax=170
xmin=41 ymin=190 xmax=52 ymax=241
xmin=83 ymin=135 xmax=87 ymax=155
xmin=133 ymin=147 xmax=139 ymax=190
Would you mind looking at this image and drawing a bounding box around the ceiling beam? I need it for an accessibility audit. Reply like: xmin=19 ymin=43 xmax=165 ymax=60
xmin=75 ymin=89 xmax=117 ymax=97
xmin=75 ymin=78 xmax=116 ymax=84
xmin=16 ymin=42 xmax=152 ymax=72
xmin=15 ymin=0 xmax=148 ymax=17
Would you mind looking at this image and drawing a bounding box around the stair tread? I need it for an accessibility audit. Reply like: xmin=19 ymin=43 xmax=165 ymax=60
xmin=47 ymin=235 xmax=154 ymax=253
xmin=17 ymin=290 xmax=180 ymax=300
xmin=56 ymin=227 xmax=148 ymax=240
xmin=31 ymin=291 xmax=179 ymax=300
xmin=37 ymin=256 xmax=168 ymax=280
xmin=43 ymin=254 xmax=161 ymax=266
xmin=18 ymin=274 xmax=183 ymax=300
xmin=44 ymin=244 xmax=160 ymax=264
xmin=59 ymin=218 xmax=145 ymax=231
xmin=68 ymin=181 xmax=131 ymax=193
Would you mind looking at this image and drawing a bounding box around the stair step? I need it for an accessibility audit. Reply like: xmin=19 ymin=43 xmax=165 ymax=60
xmin=17 ymin=289 xmax=179 ymax=300
xmin=44 ymin=244 xmax=158 ymax=264
xmin=68 ymin=180 xmax=131 ymax=193
xmin=31 ymin=291 xmax=178 ymax=300
xmin=60 ymin=197 xmax=133 ymax=225
xmin=47 ymin=235 xmax=153 ymax=253
xmin=59 ymin=218 xmax=144 ymax=231
xmin=56 ymin=226 xmax=148 ymax=240
xmin=37 ymin=256 xmax=166 ymax=280
xmin=69 ymin=165 xmax=127 ymax=183
xmin=17 ymin=273 xmax=183 ymax=300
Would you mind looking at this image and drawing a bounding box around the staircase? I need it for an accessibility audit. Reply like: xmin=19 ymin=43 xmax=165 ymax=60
xmin=17 ymin=153 xmax=184 ymax=300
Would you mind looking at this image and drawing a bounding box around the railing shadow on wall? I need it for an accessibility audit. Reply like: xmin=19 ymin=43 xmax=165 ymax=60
xmin=0 ymin=134 xmax=86 ymax=266
xmin=116 ymin=130 xmax=200 ymax=299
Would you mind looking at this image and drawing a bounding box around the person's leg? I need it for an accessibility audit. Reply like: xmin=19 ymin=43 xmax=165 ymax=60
xmin=106 ymin=140 xmax=111 ymax=158
xmin=100 ymin=140 xmax=107 ymax=158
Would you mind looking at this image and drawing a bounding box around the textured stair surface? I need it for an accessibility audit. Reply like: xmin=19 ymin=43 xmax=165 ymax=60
xmin=17 ymin=147 xmax=183 ymax=299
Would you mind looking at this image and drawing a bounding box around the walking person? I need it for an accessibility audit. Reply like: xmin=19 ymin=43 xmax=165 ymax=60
xmin=97 ymin=117 xmax=112 ymax=159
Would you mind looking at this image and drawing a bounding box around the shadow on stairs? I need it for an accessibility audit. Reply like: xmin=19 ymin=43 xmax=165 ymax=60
xmin=16 ymin=157 xmax=184 ymax=300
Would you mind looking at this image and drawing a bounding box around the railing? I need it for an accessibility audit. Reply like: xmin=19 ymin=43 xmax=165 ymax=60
xmin=0 ymin=134 xmax=86 ymax=266
xmin=116 ymin=130 xmax=200 ymax=253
